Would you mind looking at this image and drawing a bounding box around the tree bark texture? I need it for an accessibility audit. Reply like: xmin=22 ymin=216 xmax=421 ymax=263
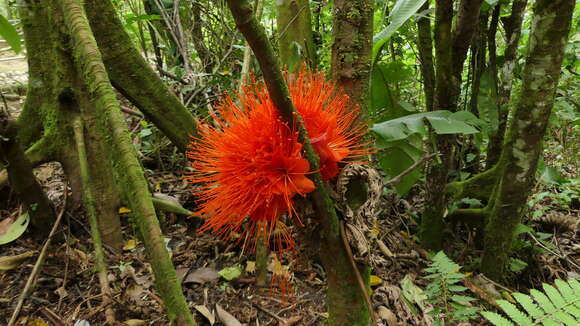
xmin=58 ymin=0 xmax=196 ymax=323
xmin=416 ymin=2 xmax=435 ymax=112
xmin=420 ymin=0 xmax=483 ymax=250
xmin=225 ymin=1 xmax=371 ymax=325
xmin=0 ymin=117 xmax=55 ymax=233
xmin=85 ymin=0 xmax=196 ymax=152
xmin=481 ymin=0 xmax=574 ymax=280
xmin=276 ymin=0 xmax=316 ymax=71
xmin=331 ymin=0 xmax=373 ymax=110
xmin=486 ymin=0 xmax=528 ymax=168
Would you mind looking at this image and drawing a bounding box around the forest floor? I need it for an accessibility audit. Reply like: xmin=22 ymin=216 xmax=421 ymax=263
xmin=0 ymin=45 xmax=578 ymax=326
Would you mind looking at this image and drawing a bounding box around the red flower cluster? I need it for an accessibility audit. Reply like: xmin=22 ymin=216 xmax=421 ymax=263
xmin=185 ymin=70 xmax=367 ymax=251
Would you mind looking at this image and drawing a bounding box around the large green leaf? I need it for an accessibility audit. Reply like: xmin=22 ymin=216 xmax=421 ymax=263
xmin=477 ymin=68 xmax=499 ymax=133
xmin=0 ymin=213 xmax=29 ymax=245
xmin=370 ymin=62 xmax=416 ymax=122
xmin=372 ymin=0 xmax=427 ymax=63
xmin=0 ymin=14 xmax=21 ymax=54
xmin=378 ymin=139 xmax=423 ymax=195
xmin=372 ymin=110 xmax=481 ymax=143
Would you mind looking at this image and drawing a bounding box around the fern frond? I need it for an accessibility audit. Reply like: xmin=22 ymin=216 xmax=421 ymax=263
xmin=481 ymin=311 xmax=515 ymax=326
xmin=512 ymin=292 xmax=543 ymax=319
xmin=497 ymin=300 xmax=533 ymax=325
xmin=482 ymin=278 xmax=580 ymax=325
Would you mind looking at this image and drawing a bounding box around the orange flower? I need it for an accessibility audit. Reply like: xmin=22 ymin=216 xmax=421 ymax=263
xmin=186 ymin=70 xmax=368 ymax=251
xmin=186 ymin=88 xmax=315 ymax=251
xmin=289 ymin=69 xmax=369 ymax=179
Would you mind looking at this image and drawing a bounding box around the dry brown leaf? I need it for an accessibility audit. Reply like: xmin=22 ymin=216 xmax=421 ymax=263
xmin=0 ymin=251 xmax=37 ymax=272
xmin=215 ymin=304 xmax=242 ymax=326
xmin=377 ymin=306 xmax=398 ymax=326
xmin=123 ymin=319 xmax=146 ymax=326
xmin=184 ymin=267 xmax=220 ymax=284
xmin=194 ymin=305 xmax=215 ymax=325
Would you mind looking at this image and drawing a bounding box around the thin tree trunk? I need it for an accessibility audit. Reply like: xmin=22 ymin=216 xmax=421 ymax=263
xmin=85 ymin=0 xmax=197 ymax=152
xmin=225 ymin=1 xmax=372 ymax=325
xmin=416 ymin=2 xmax=435 ymax=112
xmin=276 ymin=0 xmax=316 ymax=71
xmin=486 ymin=0 xmax=528 ymax=168
xmin=58 ymin=0 xmax=196 ymax=323
xmin=0 ymin=118 xmax=54 ymax=234
xmin=481 ymin=0 xmax=574 ymax=280
xmin=420 ymin=0 xmax=483 ymax=250
xmin=331 ymin=0 xmax=373 ymax=111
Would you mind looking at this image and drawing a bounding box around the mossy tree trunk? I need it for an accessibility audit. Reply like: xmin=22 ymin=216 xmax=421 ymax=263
xmin=481 ymin=0 xmax=574 ymax=280
xmin=485 ymin=0 xmax=528 ymax=168
xmin=331 ymin=0 xmax=373 ymax=111
xmin=226 ymin=1 xmax=372 ymax=325
xmin=0 ymin=117 xmax=54 ymax=234
xmin=420 ymin=0 xmax=483 ymax=250
xmin=16 ymin=0 xmax=196 ymax=323
xmin=276 ymin=0 xmax=316 ymax=72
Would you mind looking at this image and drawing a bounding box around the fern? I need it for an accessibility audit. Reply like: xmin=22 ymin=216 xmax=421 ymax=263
xmin=482 ymin=278 xmax=580 ymax=326
xmin=423 ymin=251 xmax=480 ymax=324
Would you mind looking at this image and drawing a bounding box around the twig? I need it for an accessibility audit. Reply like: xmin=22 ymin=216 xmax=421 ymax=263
xmin=7 ymin=187 xmax=68 ymax=326
xmin=384 ymin=153 xmax=436 ymax=187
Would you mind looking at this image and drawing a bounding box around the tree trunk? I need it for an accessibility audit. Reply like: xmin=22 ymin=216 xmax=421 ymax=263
xmin=420 ymin=0 xmax=483 ymax=250
xmin=85 ymin=0 xmax=196 ymax=152
xmin=276 ymin=0 xmax=316 ymax=72
xmin=17 ymin=0 xmax=197 ymax=323
xmin=331 ymin=0 xmax=373 ymax=111
xmin=481 ymin=0 xmax=574 ymax=280
xmin=485 ymin=0 xmax=528 ymax=168
xmin=416 ymin=2 xmax=435 ymax=112
xmin=0 ymin=117 xmax=54 ymax=234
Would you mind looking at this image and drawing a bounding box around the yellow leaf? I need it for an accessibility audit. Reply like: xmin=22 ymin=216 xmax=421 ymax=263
xmin=370 ymin=275 xmax=383 ymax=287
xmin=245 ymin=261 xmax=256 ymax=274
xmin=123 ymin=239 xmax=137 ymax=251
xmin=27 ymin=319 xmax=49 ymax=326
xmin=154 ymin=183 xmax=161 ymax=192
xmin=119 ymin=207 xmax=132 ymax=214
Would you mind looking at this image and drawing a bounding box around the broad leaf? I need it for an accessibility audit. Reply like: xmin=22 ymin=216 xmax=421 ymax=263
xmin=372 ymin=0 xmax=427 ymax=63
xmin=0 ymin=213 xmax=29 ymax=245
xmin=0 ymin=14 xmax=21 ymax=54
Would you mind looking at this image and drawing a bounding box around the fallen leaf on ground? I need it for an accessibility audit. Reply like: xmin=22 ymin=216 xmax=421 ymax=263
xmin=215 ymin=304 xmax=242 ymax=326
xmin=123 ymin=320 xmax=146 ymax=326
xmin=0 ymin=251 xmax=37 ymax=272
xmin=183 ymin=267 xmax=220 ymax=284
xmin=194 ymin=305 xmax=215 ymax=325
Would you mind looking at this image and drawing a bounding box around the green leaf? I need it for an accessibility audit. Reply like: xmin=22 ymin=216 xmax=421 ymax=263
xmin=0 ymin=213 xmax=30 ymax=245
xmin=451 ymin=295 xmax=476 ymax=303
xmin=372 ymin=0 xmax=427 ymax=63
xmin=372 ymin=110 xmax=481 ymax=143
xmin=377 ymin=140 xmax=423 ymax=195
xmin=540 ymin=166 xmax=567 ymax=185
xmin=0 ymin=14 xmax=21 ymax=54
xmin=477 ymin=68 xmax=499 ymax=133
xmin=481 ymin=311 xmax=515 ymax=326
xmin=512 ymin=292 xmax=544 ymax=319
xmin=218 ymin=265 xmax=242 ymax=281
xmin=124 ymin=13 xmax=161 ymax=26
xmin=497 ymin=300 xmax=533 ymax=325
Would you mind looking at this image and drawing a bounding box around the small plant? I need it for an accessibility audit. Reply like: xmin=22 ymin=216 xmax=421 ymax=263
xmin=423 ymin=251 xmax=480 ymax=325
xmin=482 ymin=278 xmax=580 ymax=326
